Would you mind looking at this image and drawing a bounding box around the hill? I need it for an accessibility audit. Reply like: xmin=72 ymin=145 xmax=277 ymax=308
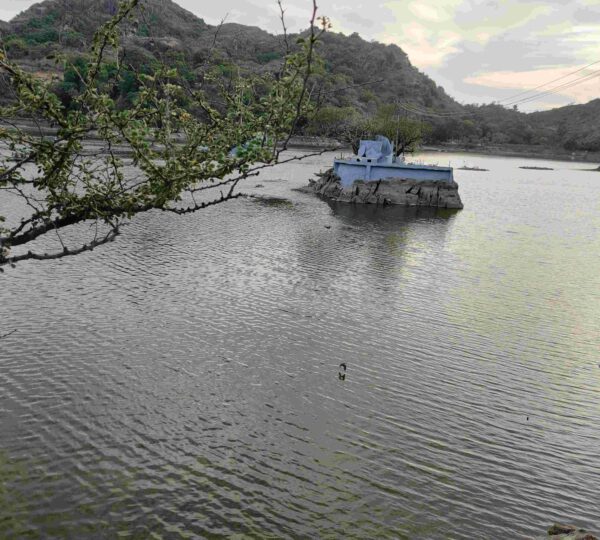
xmin=0 ymin=0 xmax=598 ymax=155
xmin=0 ymin=0 xmax=460 ymax=107
xmin=6 ymin=0 xmax=208 ymax=42
xmin=529 ymin=99 xmax=600 ymax=152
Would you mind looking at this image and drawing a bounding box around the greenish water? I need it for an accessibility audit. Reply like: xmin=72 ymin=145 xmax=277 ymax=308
xmin=1 ymin=150 xmax=599 ymax=538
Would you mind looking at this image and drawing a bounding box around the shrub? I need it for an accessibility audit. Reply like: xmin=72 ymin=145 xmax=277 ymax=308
xmin=3 ymin=36 xmax=28 ymax=56
xmin=22 ymin=12 xmax=60 ymax=44
xmin=24 ymin=28 xmax=59 ymax=44
xmin=256 ymin=51 xmax=282 ymax=64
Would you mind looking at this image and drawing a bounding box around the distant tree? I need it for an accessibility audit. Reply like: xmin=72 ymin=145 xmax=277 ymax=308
xmin=0 ymin=0 xmax=328 ymax=268
xmin=365 ymin=103 xmax=430 ymax=156
xmin=340 ymin=116 xmax=372 ymax=154
xmin=305 ymin=106 xmax=360 ymax=138
xmin=309 ymin=102 xmax=430 ymax=155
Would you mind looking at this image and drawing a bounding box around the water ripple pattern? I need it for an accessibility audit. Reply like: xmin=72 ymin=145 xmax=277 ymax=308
xmin=1 ymin=151 xmax=599 ymax=538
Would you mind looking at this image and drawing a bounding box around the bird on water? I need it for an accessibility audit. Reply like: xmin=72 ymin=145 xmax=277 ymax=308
xmin=338 ymin=363 xmax=347 ymax=380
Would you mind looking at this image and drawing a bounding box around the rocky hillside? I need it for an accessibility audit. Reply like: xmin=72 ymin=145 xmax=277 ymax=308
xmin=529 ymin=98 xmax=600 ymax=152
xmin=0 ymin=0 xmax=598 ymax=152
xmin=0 ymin=0 xmax=459 ymax=106
xmin=6 ymin=0 xmax=208 ymax=43
xmin=315 ymin=31 xmax=460 ymax=114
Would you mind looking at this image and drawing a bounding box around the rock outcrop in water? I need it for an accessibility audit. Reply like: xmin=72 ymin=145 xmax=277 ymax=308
xmin=547 ymin=524 xmax=598 ymax=540
xmin=302 ymin=168 xmax=463 ymax=209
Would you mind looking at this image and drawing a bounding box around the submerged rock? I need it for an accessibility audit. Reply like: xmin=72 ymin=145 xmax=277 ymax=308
xmin=302 ymin=168 xmax=463 ymax=209
xmin=458 ymin=166 xmax=489 ymax=171
xmin=547 ymin=524 xmax=598 ymax=540
xmin=247 ymin=194 xmax=294 ymax=208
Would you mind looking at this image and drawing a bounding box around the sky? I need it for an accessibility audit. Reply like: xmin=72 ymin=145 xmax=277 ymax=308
xmin=2 ymin=0 xmax=599 ymax=111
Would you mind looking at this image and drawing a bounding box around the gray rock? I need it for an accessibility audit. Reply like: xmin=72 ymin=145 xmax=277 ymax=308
xmin=548 ymin=523 xmax=598 ymax=540
xmin=304 ymin=168 xmax=464 ymax=209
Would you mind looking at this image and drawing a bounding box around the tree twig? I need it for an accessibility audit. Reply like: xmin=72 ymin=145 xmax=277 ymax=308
xmin=4 ymin=227 xmax=120 ymax=265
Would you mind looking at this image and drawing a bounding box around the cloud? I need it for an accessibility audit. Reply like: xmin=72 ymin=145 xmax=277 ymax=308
xmin=0 ymin=0 xmax=39 ymax=22
xmin=380 ymin=22 xmax=462 ymax=68
xmin=465 ymin=66 xmax=600 ymax=101
xmin=377 ymin=0 xmax=558 ymax=70
xmin=408 ymin=3 xmax=444 ymax=22
xmin=453 ymin=0 xmax=554 ymax=31
xmin=423 ymin=0 xmax=600 ymax=109
xmin=339 ymin=11 xmax=376 ymax=29
xmin=379 ymin=0 xmax=464 ymax=67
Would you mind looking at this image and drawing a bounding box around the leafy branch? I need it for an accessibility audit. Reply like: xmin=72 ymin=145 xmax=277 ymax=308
xmin=0 ymin=0 xmax=328 ymax=268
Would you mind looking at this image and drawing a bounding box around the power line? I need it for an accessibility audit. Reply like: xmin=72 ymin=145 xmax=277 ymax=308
xmin=505 ymin=68 xmax=600 ymax=105
xmin=399 ymin=103 xmax=471 ymax=118
xmin=497 ymin=59 xmax=600 ymax=104
xmin=402 ymin=68 xmax=600 ymax=115
xmin=504 ymin=68 xmax=600 ymax=107
xmin=397 ymin=61 xmax=600 ymax=117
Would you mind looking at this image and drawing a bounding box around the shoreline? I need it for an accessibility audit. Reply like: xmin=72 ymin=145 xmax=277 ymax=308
xmin=284 ymin=136 xmax=600 ymax=165
xmin=4 ymin=124 xmax=600 ymax=166
xmin=420 ymin=144 xmax=600 ymax=165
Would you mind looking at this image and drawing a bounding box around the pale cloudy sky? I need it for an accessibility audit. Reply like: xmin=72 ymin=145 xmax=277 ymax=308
xmin=2 ymin=0 xmax=599 ymax=111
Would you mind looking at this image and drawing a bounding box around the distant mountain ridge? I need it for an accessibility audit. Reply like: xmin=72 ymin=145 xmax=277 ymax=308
xmin=1 ymin=0 xmax=598 ymax=153
xmin=0 ymin=0 xmax=462 ymax=114
xmin=5 ymin=0 xmax=208 ymax=38
xmin=529 ymin=98 xmax=600 ymax=152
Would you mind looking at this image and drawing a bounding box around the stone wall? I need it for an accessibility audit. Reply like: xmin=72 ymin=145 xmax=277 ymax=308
xmin=303 ymin=168 xmax=464 ymax=209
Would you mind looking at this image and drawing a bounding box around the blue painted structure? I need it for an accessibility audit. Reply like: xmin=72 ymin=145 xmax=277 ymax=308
xmin=333 ymin=136 xmax=454 ymax=188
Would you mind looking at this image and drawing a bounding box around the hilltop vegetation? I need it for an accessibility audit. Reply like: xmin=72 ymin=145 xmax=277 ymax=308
xmin=0 ymin=0 xmax=598 ymax=154
xmin=528 ymin=99 xmax=600 ymax=152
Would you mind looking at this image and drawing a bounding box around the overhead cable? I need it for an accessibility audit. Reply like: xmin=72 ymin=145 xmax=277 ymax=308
xmin=497 ymin=59 xmax=600 ymax=104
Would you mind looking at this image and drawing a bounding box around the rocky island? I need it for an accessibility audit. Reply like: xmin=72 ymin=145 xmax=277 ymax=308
xmin=303 ymin=168 xmax=464 ymax=209
xmin=302 ymin=137 xmax=464 ymax=209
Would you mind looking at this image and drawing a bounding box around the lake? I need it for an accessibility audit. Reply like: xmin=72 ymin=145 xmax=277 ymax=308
xmin=1 ymin=150 xmax=599 ymax=538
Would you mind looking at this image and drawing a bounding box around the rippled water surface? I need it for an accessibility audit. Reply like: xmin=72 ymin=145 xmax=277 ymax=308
xmin=1 ymin=151 xmax=600 ymax=538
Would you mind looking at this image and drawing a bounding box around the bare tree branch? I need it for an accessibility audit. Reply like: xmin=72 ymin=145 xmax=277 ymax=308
xmin=277 ymin=0 xmax=290 ymax=56
xmin=3 ymin=227 xmax=120 ymax=265
xmin=165 ymin=192 xmax=243 ymax=215
xmin=278 ymin=0 xmax=328 ymax=156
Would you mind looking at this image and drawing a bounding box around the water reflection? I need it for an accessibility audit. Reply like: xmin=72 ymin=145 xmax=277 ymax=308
xmin=326 ymin=199 xmax=461 ymax=225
